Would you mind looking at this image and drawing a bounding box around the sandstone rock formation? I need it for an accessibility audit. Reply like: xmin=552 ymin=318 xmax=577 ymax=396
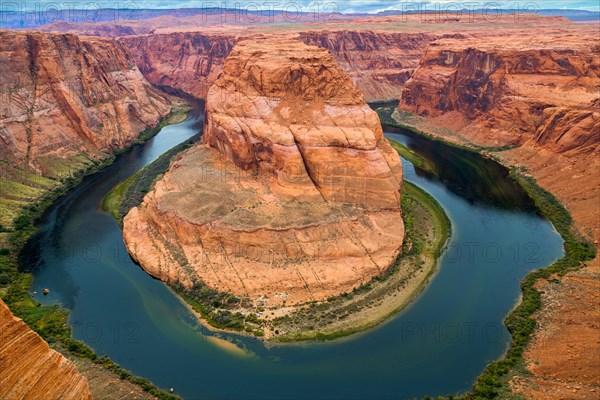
xmin=123 ymin=39 xmax=404 ymax=306
xmin=17 ymin=12 xmax=600 ymax=396
xmin=396 ymin=29 xmax=600 ymax=243
xmin=121 ymin=33 xmax=236 ymax=99
xmin=400 ymin=38 xmax=600 ymax=154
xmin=0 ymin=31 xmax=171 ymax=170
xmin=121 ymin=30 xmax=436 ymax=102
xmin=203 ymin=39 xmax=404 ymax=208
xmin=298 ymin=31 xmax=436 ymax=101
xmin=0 ymin=31 xmax=171 ymax=228
xmin=0 ymin=300 xmax=92 ymax=400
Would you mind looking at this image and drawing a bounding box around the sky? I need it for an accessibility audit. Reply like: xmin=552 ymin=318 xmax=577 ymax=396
xmin=12 ymin=1 xmax=600 ymax=13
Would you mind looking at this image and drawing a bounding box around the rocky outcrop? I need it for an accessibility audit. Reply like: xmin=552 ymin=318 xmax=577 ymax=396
xmin=121 ymin=33 xmax=237 ymax=99
xmin=123 ymin=39 xmax=404 ymax=306
xmin=0 ymin=300 xmax=92 ymax=400
xmin=121 ymin=30 xmax=437 ymax=102
xmin=299 ymin=31 xmax=436 ymax=101
xmin=0 ymin=31 xmax=171 ymax=171
xmin=400 ymin=43 xmax=600 ymax=153
xmin=0 ymin=31 xmax=171 ymax=228
xmin=203 ymin=39 xmax=404 ymax=208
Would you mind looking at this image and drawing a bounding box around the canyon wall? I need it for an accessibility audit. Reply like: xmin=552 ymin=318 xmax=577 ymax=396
xmin=0 ymin=300 xmax=92 ymax=400
xmin=121 ymin=30 xmax=436 ymax=102
xmin=298 ymin=31 xmax=435 ymax=101
xmin=123 ymin=39 xmax=404 ymax=306
xmin=121 ymin=32 xmax=237 ymax=99
xmin=397 ymin=33 xmax=600 ymax=242
xmin=0 ymin=31 xmax=171 ymax=170
xmin=400 ymin=41 xmax=600 ymax=154
xmin=0 ymin=31 xmax=171 ymax=228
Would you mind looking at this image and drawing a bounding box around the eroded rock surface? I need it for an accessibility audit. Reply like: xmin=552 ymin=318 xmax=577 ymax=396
xmin=0 ymin=31 xmax=171 ymax=228
xmin=121 ymin=30 xmax=436 ymax=102
xmin=0 ymin=31 xmax=171 ymax=171
xmin=0 ymin=300 xmax=92 ymax=400
xmin=124 ymin=39 xmax=404 ymax=306
xmin=298 ymin=31 xmax=436 ymax=101
xmin=399 ymin=37 xmax=600 ymax=154
xmin=121 ymin=33 xmax=236 ymax=99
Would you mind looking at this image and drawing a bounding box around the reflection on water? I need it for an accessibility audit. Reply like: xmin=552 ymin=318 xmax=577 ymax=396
xmin=386 ymin=126 xmax=536 ymax=211
xmin=25 ymin=106 xmax=564 ymax=399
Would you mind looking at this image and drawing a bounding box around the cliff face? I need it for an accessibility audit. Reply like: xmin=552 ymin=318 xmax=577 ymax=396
xmin=121 ymin=30 xmax=436 ymax=102
xmin=400 ymin=44 xmax=600 ymax=153
xmin=203 ymin=39 xmax=404 ymax=208
xmin=397 ymin=36 xmax=600 ymax=241
xmin=123 ymin=39 xmax=404 ymax=306
xmin=299 ymin=31 xmax=436 ymax=101
xmin=121 ymin=33 xmax=237 ymax=99
xmin=0 ymin=31 xmax=171 ymax=170
xmin=0 ymin=300 xmax=92 ymax=400
xmin=0 ymin=31 xmax=171 ymax=228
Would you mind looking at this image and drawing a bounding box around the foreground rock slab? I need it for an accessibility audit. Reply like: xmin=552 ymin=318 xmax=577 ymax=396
xmin=124 ymin=39 xmax=404 ymax=307
xmin=0 ymin=300 xmax=91 ymax=400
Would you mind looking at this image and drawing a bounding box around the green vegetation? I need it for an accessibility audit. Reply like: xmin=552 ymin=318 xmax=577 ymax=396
xmin=0 ymin=104 xmax=193 ymax=400
xmin=102 ymin=171 xmax=139 ymax=220
xmin=388 ymin=139 xmax=436 ymax=175
xmin=103 ymin=135 xmax=198 ymax=221
xmin=467 ymin=171 xmax=595 ymax=399
xmin=403 ymin=181 xmax=451 ymax=257
xmin=0 ymin=157 xmax=86 ymax=228
xmin=378 ymin=106 xmax=596 ymax=400
xmin=172 ymin=283 xmax=264 ymax=336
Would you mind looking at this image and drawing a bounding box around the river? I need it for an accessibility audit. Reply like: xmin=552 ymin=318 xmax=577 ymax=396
xmin=25 ymin=105 xmax=564 ymax=399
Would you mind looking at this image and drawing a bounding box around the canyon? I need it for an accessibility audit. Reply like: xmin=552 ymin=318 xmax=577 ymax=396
xmin=110 ymin=18 xmax=599 ymax=239
xmin=119 ymin=30 xmax=436 ymax=102
xmin=394 ymin=23 xmax=600 ymax=242
xmin=0 ymin=299 xmax=91 ymax=399
xmin=123 ymin=38 xmax=404 ymax=306
xmin=0 ymin=30 xmax=171 ymax=228
xmin=399 ymin=30 xmax=599 ymax=155
xmin=112 ymin=16 xmax=600 ymax=399
xmin=0 ymin=11 xmax=597 ymax=400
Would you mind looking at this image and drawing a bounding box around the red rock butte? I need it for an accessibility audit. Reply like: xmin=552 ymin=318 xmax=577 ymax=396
xmin=123 ymin=38 xmax=405 ymax=306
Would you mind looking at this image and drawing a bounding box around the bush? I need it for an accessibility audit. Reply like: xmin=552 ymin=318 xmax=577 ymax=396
xmin=13 ymin=215 xmax=32 ymax=231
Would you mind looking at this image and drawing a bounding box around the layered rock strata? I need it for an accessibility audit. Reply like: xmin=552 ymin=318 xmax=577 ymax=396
xmin=0 ymin=31 xmax=171 ymax=227
xmin=399 ymin=39 xmax=600 ymax=153
xmin=0 ymin=300 xmax=92 ymax=400
xmin=0 ymin=31 xmax=171 ymax=169
xmin=298 ymin=31 xmax=436 ymax=101
xmin=121 ymin=33 xmax=236 ymax=99
xmin=121 ymin=30 xmax=436 ymax=102
xmin=123 ymin=39 xmax=404 ymax=306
